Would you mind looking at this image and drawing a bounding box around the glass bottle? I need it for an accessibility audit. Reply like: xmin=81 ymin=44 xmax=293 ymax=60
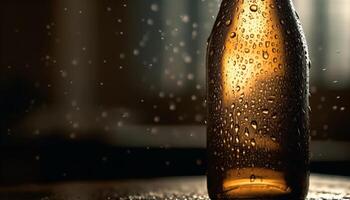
xmin=206 ymin=0 xmax=310 ymax=199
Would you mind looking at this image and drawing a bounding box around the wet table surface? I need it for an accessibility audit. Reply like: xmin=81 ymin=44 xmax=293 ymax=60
xmin=1 ymin=174 xmax=350 ymax=200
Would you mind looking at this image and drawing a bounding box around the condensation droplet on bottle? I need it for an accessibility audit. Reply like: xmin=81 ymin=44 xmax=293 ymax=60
xmin=236 ymin=86 xmax=241 ymax=92
xmin=250 ymin=4 xmax=258 ymax=12
xmin=244 ymin=128 xmax=249 ymax=137
xmin=262 ymin=109 xmax=269 ymax=115
xmin=250 ymin=174 xmax=256 ymax=182
xmin=210 ymin=50 xmax=214 ymax=56
xmin=244 ymin=103 xmax=248 ymax=109
xmin=234 ymin=124 xmax=239 ymax=133
xmin=225 ymin=19 xmax=232 ymax=26
xmin=251 ymin=121 xmax=257 ymax=129
xmin=250 ymin=139 xmax=256 ymax=147
xmin=230 ymin=32 xmax=237 ymax=38
xmin=265 ymin=41 xmax=270 ymax=48
xmin=263 ymin=51 xmax=269 ymax=59
xmin=268 ymin=96 xmax=275 ymax=103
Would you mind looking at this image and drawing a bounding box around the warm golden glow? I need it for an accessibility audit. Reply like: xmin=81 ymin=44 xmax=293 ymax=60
xmin=222 ymin=0 xmax=286 ymax=105
xmin=219 ymin=0 xmax=287 ymax=151
xmin=223 ymin=168 xmax=291 ymax=197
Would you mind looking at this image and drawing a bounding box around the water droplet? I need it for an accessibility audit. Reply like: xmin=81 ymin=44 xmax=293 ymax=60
xmin=236 ymin=86 xmax=241 ymax=92
xmin=272 ymin=113 xmax=277 ymax=119
xmin=234 ymin=125 xmax=239 ymax=133
xmin=250 ymin=4 xmax=258 ymax=12
xmin=169 ymin=103 xmax=176 ymax=111
xmin=250 ymin=139 xmax=256 ymax=147
xmin=263 ymin=51 xmax=269 ymax=59
xmin=154 ymin=116 xmax=160 ymax=123
xmin=230 ymin=32 xmax=237 ymax=38
xmin=251 ymin=121 xmax=257 ymax=129
xmin=262 ymin=109 xmax=269 ymax=115
xmin=265 ymin=41 xmax=270 ymax=48
xmin=244 ymin=128 xmax=249 ymax=137
xmin=250 ymin=174 xmax=256 ymax=182
xmin=225 ymin=19 xmax=232 ymax=26
xmin=267 ymin=96 xmax=276 ymax=103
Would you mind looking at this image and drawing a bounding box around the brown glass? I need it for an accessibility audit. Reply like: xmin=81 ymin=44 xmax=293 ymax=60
xmin=206 ymin=0 xmax=310 ymax=199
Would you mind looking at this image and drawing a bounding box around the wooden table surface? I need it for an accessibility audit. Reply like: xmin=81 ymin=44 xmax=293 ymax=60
xmin=1 ymin=174 xmax=350 ymax=200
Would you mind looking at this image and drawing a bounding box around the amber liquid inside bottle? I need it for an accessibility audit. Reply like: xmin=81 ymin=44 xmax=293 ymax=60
xmin=207 ymin=0 xmax=310 ymax=199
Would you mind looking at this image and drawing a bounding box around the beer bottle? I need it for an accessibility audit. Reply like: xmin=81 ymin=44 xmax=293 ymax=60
xmin=207 ymin=0 xmax=310 ymax=199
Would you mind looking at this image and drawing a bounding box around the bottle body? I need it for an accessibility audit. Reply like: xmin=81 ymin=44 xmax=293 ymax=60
xmin=207 ymin=0 xmax=310 ymax=199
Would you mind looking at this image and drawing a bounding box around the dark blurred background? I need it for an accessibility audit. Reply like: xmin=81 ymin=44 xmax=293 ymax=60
xmin=1 ymin=0 xmax=350 ymax=185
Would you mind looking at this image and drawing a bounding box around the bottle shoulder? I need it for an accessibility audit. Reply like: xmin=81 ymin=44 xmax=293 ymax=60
xmin=211 ymin=1 xmax=305 ymax=41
